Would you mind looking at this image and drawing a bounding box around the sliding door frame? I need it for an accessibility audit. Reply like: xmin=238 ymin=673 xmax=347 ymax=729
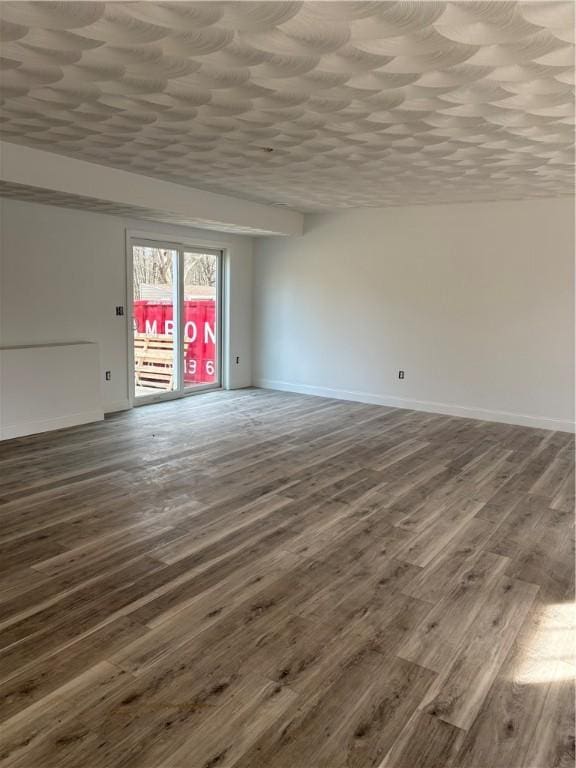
xmin=126 ymin=233 xmax=224 ymax=407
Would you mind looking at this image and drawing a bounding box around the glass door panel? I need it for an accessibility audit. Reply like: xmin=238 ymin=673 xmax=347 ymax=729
xmin=132 ymin=245 xmax=179 ymax=399
xmin=182 ymin=251 xmax=220 ymax=389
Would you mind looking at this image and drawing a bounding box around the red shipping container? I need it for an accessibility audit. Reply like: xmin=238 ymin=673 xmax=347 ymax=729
xmin=133 ymin=300 xmax=216 ymax=384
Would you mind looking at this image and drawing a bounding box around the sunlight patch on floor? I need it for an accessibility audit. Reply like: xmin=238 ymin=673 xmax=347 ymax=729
xmin=516 ymin=602 xmax=576 ymax=685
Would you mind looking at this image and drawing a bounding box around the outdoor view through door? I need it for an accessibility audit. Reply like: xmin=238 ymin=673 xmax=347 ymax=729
xmin=132 ymin=243 xmax=221 ymax=400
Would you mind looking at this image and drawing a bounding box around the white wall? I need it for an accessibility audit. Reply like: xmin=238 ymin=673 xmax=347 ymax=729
xmin=0 ymin=197 xmax=253 ymax=414
xmin=253 ymin=198 xmax=575 ymax=431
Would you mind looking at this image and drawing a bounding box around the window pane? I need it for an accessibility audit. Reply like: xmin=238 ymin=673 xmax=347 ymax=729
xmin=182 ymin=252 xmax=219 ymax=387
xmin=132 ymin=246 xmax=178 ymax=397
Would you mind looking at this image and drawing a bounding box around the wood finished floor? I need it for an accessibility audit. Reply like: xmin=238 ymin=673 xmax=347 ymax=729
xmin=0 ymin=389 xmax=574 ymax=768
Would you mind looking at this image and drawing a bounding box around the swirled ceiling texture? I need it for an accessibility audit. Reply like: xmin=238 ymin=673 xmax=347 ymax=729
xmin=0 ymin=1 xmax=574 ymax=211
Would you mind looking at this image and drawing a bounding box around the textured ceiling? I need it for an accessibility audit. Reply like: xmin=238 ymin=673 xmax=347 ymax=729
xmin=0 ymin=1 xmax=574 ymax=212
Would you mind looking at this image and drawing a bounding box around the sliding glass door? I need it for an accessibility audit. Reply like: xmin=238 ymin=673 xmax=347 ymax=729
xmin=131 ymin=240 xmax=221 ymax=402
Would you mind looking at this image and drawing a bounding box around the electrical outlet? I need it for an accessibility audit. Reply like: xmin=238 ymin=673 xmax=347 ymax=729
xmin=105 ymin=370 xmax=111 ymax=381
xmin=398 ymin=370 xmax=405 ymax=380
xmin=115 ymin=306 xmax=124 ymax=316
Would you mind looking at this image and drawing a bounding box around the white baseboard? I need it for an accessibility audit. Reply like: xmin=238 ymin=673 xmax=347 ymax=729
xmin=104 ymin=399 xmax=132 ymax=414
xmin=254 ymin=379 xmax=575 ymax=433
xmin=0 ymin=410 xmax=104 ymax=441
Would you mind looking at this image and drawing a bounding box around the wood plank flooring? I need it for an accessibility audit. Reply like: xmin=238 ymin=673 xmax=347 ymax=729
xmin=0 ymin=388 xmax=574 ymax=768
